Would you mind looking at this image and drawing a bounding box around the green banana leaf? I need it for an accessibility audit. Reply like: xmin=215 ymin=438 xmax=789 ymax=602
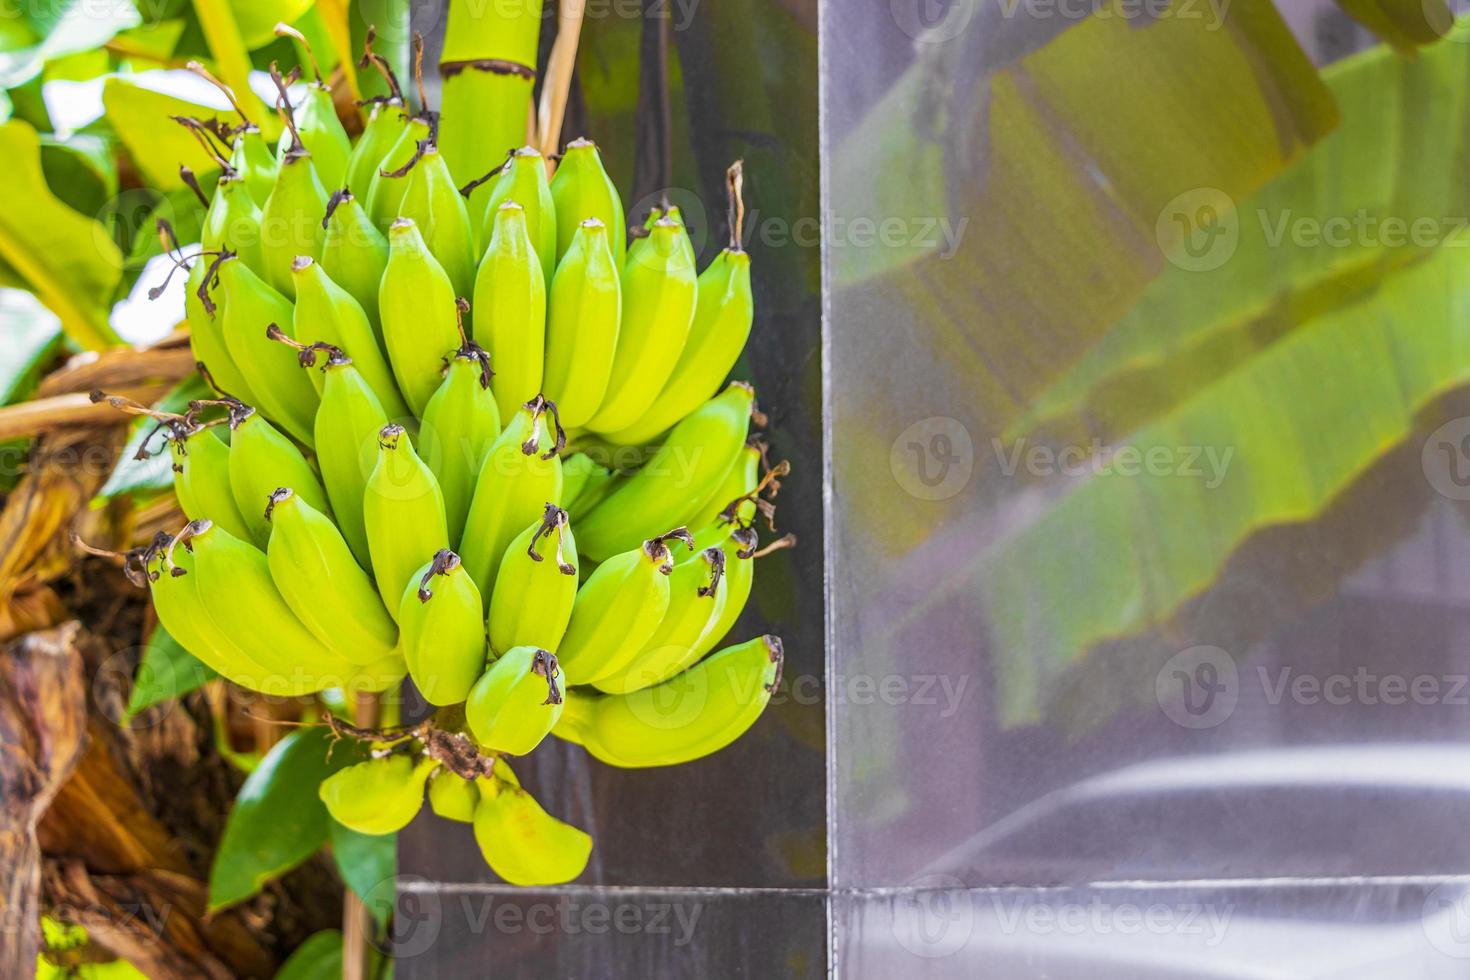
xmin=0 ymin=0 xmax=142 ymax=89
xmin=0 ymin=120 xmax=121 ymax=350
xmin=328 ymin=821 xmax=396 ymax=926
xmin=979 ymin=28 xmax=1470 ymax=724
xmin=209 ymin=726 xmax=366 ymax=911
xmin=1013 ymin=27 xmax=1470 ymax=445
xmin=101 ymin=78 xmax=232 ymax=189
xmin=123 ymin=625 xmax=218 ymax=722
xmin=831 ymin=0 xmax=1338 ymax=445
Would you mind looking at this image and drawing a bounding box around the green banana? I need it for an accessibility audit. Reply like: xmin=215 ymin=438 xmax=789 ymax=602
xmin=560 ymin=452 xmax=614 ymax=514
xmin=542 ymin=218 xmax=621 ymax=429
xmin=428 ymin=769 xmax=479 ymax=823
xmin=264 ymin=487 xmax=399 ymax=667
xmin=187 ymin=260 xmax=256 ymax=408
xmin=291 ymin=256 xmax=408 ymax=418
xmin=181 ymin=518 xmax=363 ymax=695
xmin=607 ymin=247 xmax=753 ymax=446
xmin=399 ymin=549 xmax=486 ymax=706
xmin=438 ymin=0 xmax=542 ymax=233
xmin=231 ymin=125 xmax=280 ymax=205
xmin=692 ymin=524 xmax=759 ymax=662
xmin=483 ymin=147 xmax=557 ymax=287
xmin=472 ymin=776 xmax=591 ymax=886
xmin=273 ymin=50 xmax=351 ymax=192
xmin=472 ymin=202 xmax=546 ymax=423
xmin=171 ymin=418 xmax=254 ymax=543
xmin=555 ymin=529 xmax=691 ymax=686
xmin=366 ymin=114 xmax=432 ymax=229
xmin=208 ymin=255 xmax=319 ymax=444
xmin=593 ymin=544 xmax=727 ymax=695
xmin=200 ymin=173 xmax=266 ymax=273
xmin=258 ymin=84 xmax=330 ymax=297
xmin=320 ymin=190 xmax=390 ymax=339
xmin=320 ymin=754 xmax=438 ymax=835
xmin=555 ymin=635 xmax=783 ymax=768
xmin=346 ymin=34 xmax=411 ymax=199
xmin=465 ymin=645 xmax=564 ymax=755
xmin=364 ymin=424 xmax=450 ymax=617
xmin=223 ymin=401 xmax=330 ymax=547
xmin=586 ymin=216 xmax=698 ymax=434
xmin=549 ymin=138 xmax=626 ymax=267
xmin=308 ymin=349 xmax=389 ymax=566
xmin=458 ymin=396 xmax=564 ymax=599
xmin=689 ymin=440 xmax=764 ymax=546
xmin=396 ymin=143 xmax=478 ymax=301
xmin=421 ymin=334 xmax=500 ymax=542
xmin=486 ymin=504 xmax=578 ymax=656
xmin=380 ymin=217 xmax=464 ymax=415
xmin=576 ymin=382 xmax=755 ymax=561
xmin=144 ymin=532 xmax=274 ymax=689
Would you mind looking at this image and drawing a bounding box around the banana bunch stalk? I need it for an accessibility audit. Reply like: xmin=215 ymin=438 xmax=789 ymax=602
xmin=108 ymin=3 xmax=792 ymax=888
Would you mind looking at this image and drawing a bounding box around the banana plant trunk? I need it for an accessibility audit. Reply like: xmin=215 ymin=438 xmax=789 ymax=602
xmin=438 ymin=0 xmax=546 ymax=231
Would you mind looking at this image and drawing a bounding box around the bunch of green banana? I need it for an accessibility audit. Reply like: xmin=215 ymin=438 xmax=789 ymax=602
xmin=108 ymin=2 xmax=792 ymax=887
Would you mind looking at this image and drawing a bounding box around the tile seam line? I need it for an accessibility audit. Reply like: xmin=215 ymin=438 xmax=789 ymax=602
xmin=399 ymin=873 xmax=1470 ymax=897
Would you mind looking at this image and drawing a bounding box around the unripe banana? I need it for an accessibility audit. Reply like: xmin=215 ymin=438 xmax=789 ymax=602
xmin=555 ymin=635 xmax=783 ymax=768
xmin=465 ymin=645 xmax=564 ymax=755
xmin=421 ymin=337 xmax=500 ymax=543
xmin=428 ymin=769 xmax=479 ymax=823
xmin=576 ymin=382 xmax=754 ymax=561
xmin=472 ymin=776 xmax=591 ymax=886
xmin=486 ymin=504 xmax=578 ymax=656
xmin=483 ymin=147 xmax=557 ymax=287
xmin=555 ymin=530 xmax=690 ymax=686
xmin=291 ymin=256 xmax=408 ymax=419
xmin=549 ymin=138 xmax=625 ymax=267
xmin=230 ymin=125 xmax=279 ymax=204
xmin=346 ymin=99 xmax=410 ymax=201
xmin=182 ymin=519 xmax=363 ymax=695
xmin=542 ymin=219 xmax=620 ymax=429
xmin=209 ymin=256 xmax=320 ymax=444
xmin=690 ymin=524 xmax=759 ymax=662
xmin=259 ymin=132 xmax=330 ymax=298
xmin=264 ymin=488 xmax=399 ymax=666
xmin=224 ymin=402 xmax=330 ymax=547
xmin=144 ymin=534 xmax=274 ymax=688
xmin=608 ymin=247 xmax=754 ymax=446
xmin=364 ymin=424 xmax=450 ymax=617
xmin=366 ymin=114 xmax=432 ymax=229
xmin=472 ymin=202 xmax=546 ymax=423
xmin=586 ymin=217 xmax=698 ymax=434
xmin=593 ymin=545 xmax=727 ymax=695
xmin=396 ymin=144 xmax=478 ymax=302
xmin=171 ymin=420 xmax=253 ymax=543
xmin=277 ymin=77 xmax=351 ymax=193
xmin=688 ymin=440 xmax=763 ymax=547
xmin=321 ymin=190 xmax=390 ymax=336
xmin=399 ymin=549 xmax=486 ymax=706
xmin=186 ymin=258 xmax=257 ymax=408
xmin=380 ymin=218 xmax=464 ymax=415
xmin=200 ymin=173 xmax=265 ymax=274
xmin=458 ymin=396 xmax=564 ymax=599
xmin=561 ymin=452 xmax=614 ymax=515
xmin=309 ymin=351 xmax=389 ymax=566
xmin=320 ymin=754 xmax=438 ymax=835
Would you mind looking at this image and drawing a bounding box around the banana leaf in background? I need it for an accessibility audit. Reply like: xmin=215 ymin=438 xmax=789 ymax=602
xmin=980 ymin=23 xmax=1470 ymax=725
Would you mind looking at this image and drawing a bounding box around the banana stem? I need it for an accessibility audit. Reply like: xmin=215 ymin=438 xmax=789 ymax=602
xmin=342 ymin=689 xmax=380 ymax=980
xmin=538 ymin=0 xmax=587 ymax=161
